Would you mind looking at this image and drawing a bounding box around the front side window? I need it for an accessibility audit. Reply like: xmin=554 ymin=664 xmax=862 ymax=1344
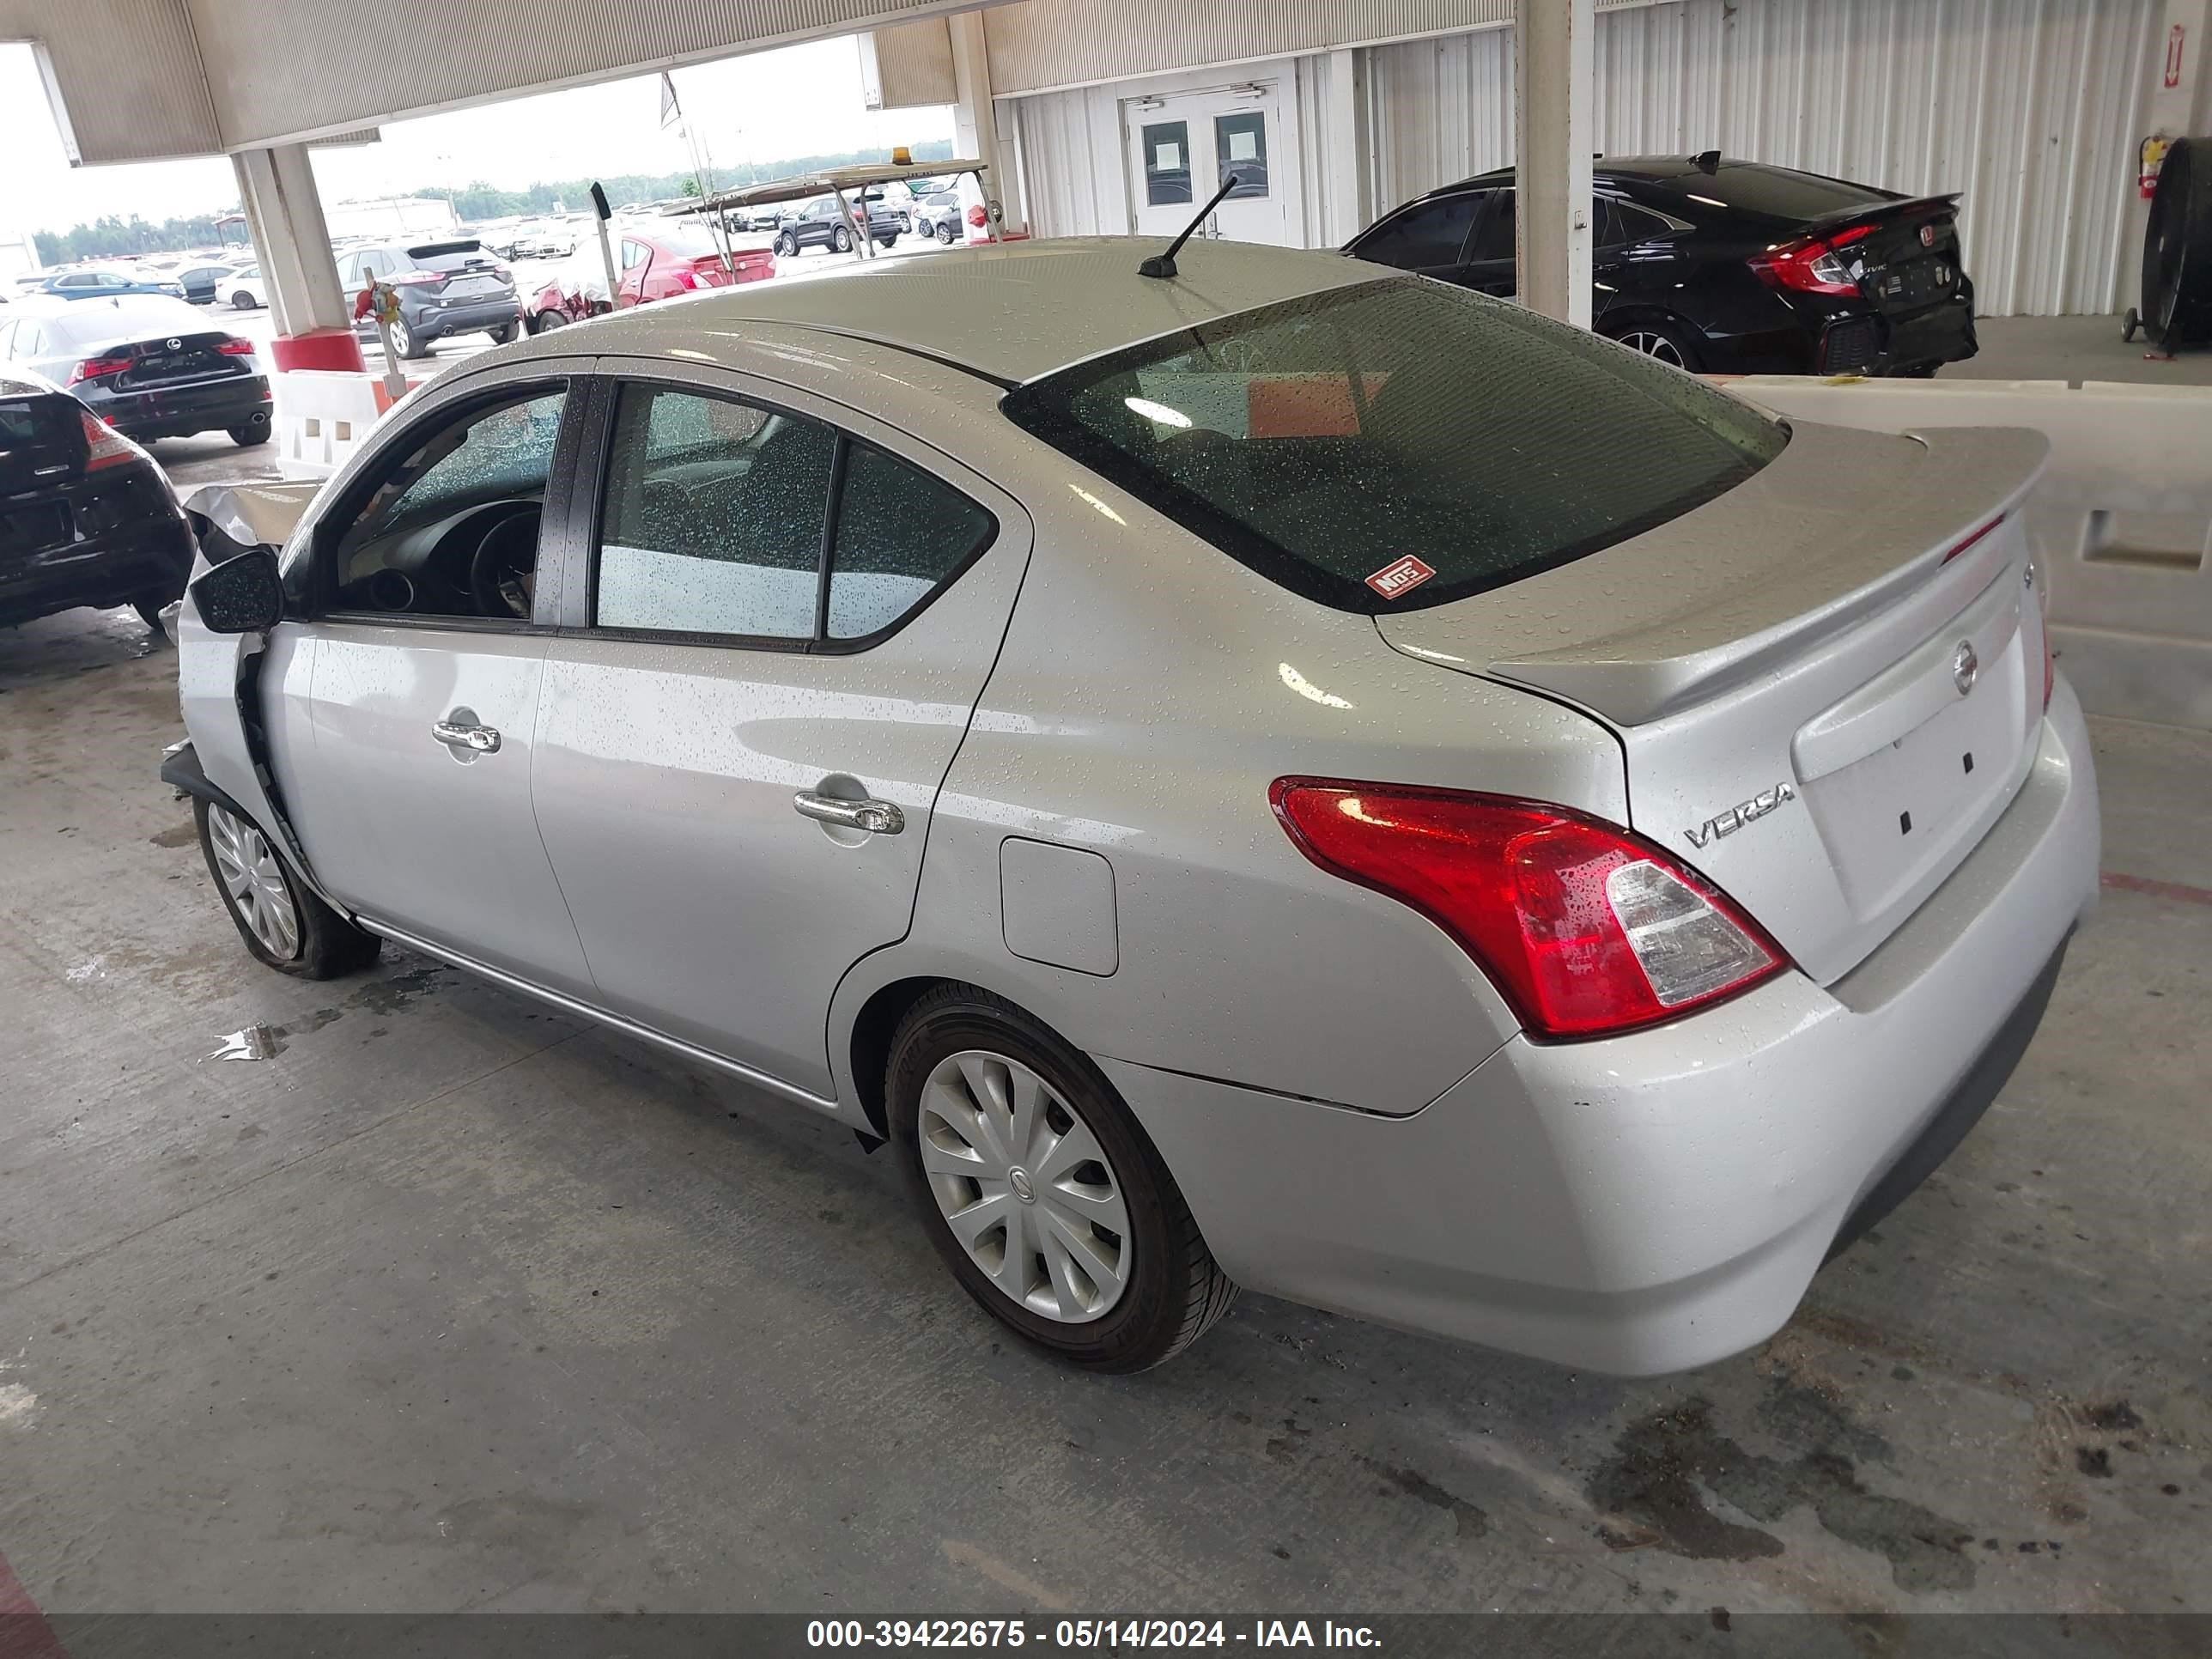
xmin=326 ymin=387 xmax=568 ymax=621
xmin=596 ymin=386 xmax=836 ymax=640
xmin=1001 ymin=278 xmax=1784 ymax=614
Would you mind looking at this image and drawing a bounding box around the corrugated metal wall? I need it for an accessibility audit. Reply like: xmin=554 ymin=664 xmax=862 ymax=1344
xmin=1365 ymin=0 xmax=2164 ymax=315
xmin=1011 ymin=82 xmax=1122 ymax=238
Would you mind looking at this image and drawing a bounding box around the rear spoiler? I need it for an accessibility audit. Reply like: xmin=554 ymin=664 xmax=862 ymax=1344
xmin=1803 ymin=191 xmax=1960 ymax=234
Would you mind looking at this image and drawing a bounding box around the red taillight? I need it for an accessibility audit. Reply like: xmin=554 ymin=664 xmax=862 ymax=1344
xmin=77 ymin=409 xmax=137 ymax=471
xmin=1748 ymin=222 xmax=1875 ymax=297
xmin=1942 ymin=516 xmax=2002 ymax=563
xmin=1271 ymin=781 xmax=1789 ymax=1040
xmin=389 ymin=270 xmax=441 ymax=287
xmin=67 ymin=356 xmax=132 ymax=386
xmin=216 ymin=337 xmax=255 ymax=356
xmin=966 ymin=204 xmax=988 ymax=228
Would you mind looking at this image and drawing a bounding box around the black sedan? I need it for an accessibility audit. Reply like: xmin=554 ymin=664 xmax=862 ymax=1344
xmin=1346 ymin=152 xmax=1978 ymax=376
xmin=0 ymin=368 xmax=196 ymax=631
xmin=0 ymin=295 xmax=273 ymax=446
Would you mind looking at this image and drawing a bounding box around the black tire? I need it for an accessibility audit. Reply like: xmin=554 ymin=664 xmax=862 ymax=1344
xmin=228 ymin=422 xmax=270 ymax=447
xmin=486 ymin=322 xmax=517 ymax=344
xmin=833 ymin=225 xmax=854 ymax=254
xmin=887 ymin=986 xmax=1237 ymax=1373
xmin=132 ymin=595 xmax=174 ymax=637
xmin=2122 ymin=307 xmax=2141 ymax=343
xmin=1602 ymin=314 xmax=1704 ymax=372
xmin=231 ymin=291 xmax=257 ymax=310
xmin=878 ymin=234 xmax=900 ymax=248
xmin=194 ymin=795 xmax=381 ymax=980
xmin=389 ymin=316 xmax=430 ymax=361
xmin=936 ymin=221 xmax=956 ymax=246
xmin=531 ymin=308 xmax=567 ymax=334
xmin=776 ymin=232 xmax=798 ymax=258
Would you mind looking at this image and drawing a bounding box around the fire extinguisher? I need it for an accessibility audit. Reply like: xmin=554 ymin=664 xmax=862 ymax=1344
xmin=2141 ymin=133 xmax=2175 ymax=200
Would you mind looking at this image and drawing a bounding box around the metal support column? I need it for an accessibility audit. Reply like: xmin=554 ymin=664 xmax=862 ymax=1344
xmin=1514 ymin=0 xmax=1595 ymax=328
xmin=232 ymin=143 xmax=364 ymax=372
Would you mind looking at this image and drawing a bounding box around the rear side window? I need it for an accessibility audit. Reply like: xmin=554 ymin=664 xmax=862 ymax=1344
xmin=1001 ymin=278 xmax=1785 ymax=614
xmin=828 ymin=445 xmax=995 ymax=641
xmin=598 ymin=387 xmax=836 ymax=640
xmin=592 ymin=385 xmax=997 ymax=645
xmin=1352 ymin=194 xmax=1480 ymax=269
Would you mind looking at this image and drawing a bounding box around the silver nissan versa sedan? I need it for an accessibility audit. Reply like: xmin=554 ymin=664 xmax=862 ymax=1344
xmin=166 ymin=237 xmax=2100 ymax=1376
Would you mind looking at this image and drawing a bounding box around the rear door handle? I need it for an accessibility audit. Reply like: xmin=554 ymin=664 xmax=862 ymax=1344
xmin=432 ymin=719 xmax=501 ymax=753
xmin=793 ymin=791 xmax=903 ymax=835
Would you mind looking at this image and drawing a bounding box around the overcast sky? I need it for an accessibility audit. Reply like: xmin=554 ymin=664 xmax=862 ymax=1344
xmin=1 ymin=36 xmax=953 ymax=239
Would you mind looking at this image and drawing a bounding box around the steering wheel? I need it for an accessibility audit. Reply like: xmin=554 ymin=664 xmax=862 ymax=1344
xmin=467 ymin=507 xmax=540 ymax=620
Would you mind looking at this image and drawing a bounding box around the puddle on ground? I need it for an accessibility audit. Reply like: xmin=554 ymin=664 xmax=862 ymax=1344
xmin=199 ymin=963 xmax=451 ymax=1063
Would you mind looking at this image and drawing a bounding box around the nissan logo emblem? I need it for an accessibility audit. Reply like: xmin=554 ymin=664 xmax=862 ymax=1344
xmin=1952 ymin=640 xmax=1979 ymax=696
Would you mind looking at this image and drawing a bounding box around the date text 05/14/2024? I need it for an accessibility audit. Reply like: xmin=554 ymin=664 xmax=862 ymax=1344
xmin=806 ymin=1620 xmax=1383 ymax=1649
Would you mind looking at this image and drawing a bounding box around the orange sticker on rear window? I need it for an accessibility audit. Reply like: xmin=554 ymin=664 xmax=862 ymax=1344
xmin=1366 ymin=556 xmax=1436 ymax=599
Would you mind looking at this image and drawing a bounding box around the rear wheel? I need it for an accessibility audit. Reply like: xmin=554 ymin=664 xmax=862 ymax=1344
xmin=389 ymin=315 xmax=428 ymax=361
xmin=936 ymin=221 xmax=956 ymax=246
xmin=486 ymin=322 xmax=517 ymax=344
xmin=888 ymin=986 xmax=1237 ymax=1372
xmin=1605 ymin=316 xmax=1703 ymax=372
xmin=228 ymin=422 xmax=270 ymax=446
xmin=531 ymin=309 xmax=566 ymax=334
xmin=833 ymin=225 xmax=854 ymax=253
xmin=231 ymin=290 xmax=257 ymax=310
xmin=776 ymin=231 xmax=798 ymax=258
xmin=195 ymin=797 xmax=381 ymax=979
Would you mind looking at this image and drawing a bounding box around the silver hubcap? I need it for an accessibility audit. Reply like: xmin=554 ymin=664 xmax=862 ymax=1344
xmin=207 ymin=804 xmax=300 ymax=959
xmin=1620 ymin=330 xmax=1687 ymax=367
xmin=919 ymin=1051 xmax=1132 ymax=1324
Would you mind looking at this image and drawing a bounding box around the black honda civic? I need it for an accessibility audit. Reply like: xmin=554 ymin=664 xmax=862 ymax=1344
xmin=1346 ymin=151 xmax=1978 ymax=377
xmin=1 ymin=368 xmax=196 ymax=632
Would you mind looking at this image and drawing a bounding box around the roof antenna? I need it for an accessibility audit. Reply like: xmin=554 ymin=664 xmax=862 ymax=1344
xmin=1139 ymin=172 xmax=1242 ymax=279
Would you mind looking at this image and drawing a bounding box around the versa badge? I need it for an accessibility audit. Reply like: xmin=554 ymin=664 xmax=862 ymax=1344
xmin=1685 ymin=782 xmax=1797 ymax=849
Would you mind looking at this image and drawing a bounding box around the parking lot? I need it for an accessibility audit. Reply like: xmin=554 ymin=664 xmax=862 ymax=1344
xmin=0 ymin=580 xmax=2204 ymax=1612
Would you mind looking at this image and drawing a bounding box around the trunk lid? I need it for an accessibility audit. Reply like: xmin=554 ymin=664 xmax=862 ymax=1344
xmin=1814 ymin=193 xmax=1968 ymax=319
xmin=104 ymin=330 xmax=252 ymax=392
xmin=1376 ymin=418 xmax=2050 ymax=983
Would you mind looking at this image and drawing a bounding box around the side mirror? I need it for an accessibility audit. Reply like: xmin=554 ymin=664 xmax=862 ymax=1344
xmin=188 ymin=547 xmax=283 ymax=634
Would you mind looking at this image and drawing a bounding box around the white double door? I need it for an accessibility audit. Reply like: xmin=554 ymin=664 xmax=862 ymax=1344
xmin=1124 ymin=82 xmax=1293 ymax=246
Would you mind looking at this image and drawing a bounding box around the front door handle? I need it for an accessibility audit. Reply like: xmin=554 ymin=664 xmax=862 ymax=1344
xmin=432 ymin=719 xmax=501 ymax=753
xmin=793 ymin=791 xmax=903 ymax=835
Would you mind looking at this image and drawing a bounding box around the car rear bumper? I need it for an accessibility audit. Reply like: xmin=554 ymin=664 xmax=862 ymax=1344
xmin=1108 ymin=680 xmax=2100 ymax=1375
xmin=87 ymin=375 xmax=270 ymax=440
xmin=401 ymin=298 xmax=520 ymax=338
xmin=0 ymin=512 xmax=195 ymax=625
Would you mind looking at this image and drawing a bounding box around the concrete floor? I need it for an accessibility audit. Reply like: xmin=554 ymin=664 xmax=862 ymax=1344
xmin=0 ymin=598 xmax=2207 ymax=1617
xmin=1949 ymin=313 xmax=2212 ymax=387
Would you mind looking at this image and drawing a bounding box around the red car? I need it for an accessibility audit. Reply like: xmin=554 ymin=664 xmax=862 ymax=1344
xmin=526 ymin=224 xmax=773 ymax=334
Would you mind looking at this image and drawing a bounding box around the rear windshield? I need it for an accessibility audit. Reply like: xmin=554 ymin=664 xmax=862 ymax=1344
xmin=1698 ymin=164 xmax=1890 ymax=221
xmin=654 ymin=222 xmax=726 ymax=258
xmin=405 ymin=240 xmax=486 ymax=267
xmin=1000 ymin=278 xmax=1787 ymax=613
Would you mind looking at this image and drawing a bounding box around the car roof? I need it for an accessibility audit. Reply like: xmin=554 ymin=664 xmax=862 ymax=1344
xmin=565 ymin=235 xmax=1375 ymax=385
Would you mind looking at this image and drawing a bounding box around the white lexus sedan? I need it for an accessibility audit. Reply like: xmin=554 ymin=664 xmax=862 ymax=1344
xmin=167 ymin=238 xmax=2100 ymax=1375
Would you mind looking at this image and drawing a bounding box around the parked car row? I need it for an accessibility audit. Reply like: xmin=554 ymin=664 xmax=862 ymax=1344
xmin=524 ymin=223 xmax=774 ymax=336
xmin=0 ymin=295 xmax=270 ymax=447
xmin=1343 ymin=151 xmax=1978 ymax=377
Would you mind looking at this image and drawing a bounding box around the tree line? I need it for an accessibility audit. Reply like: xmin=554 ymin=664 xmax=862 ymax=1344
xmin=33 ymin=138 xmax=958 ymax=264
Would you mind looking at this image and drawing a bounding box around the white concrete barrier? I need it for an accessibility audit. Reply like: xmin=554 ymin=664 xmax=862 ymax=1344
xmin=270 ymin=370 xmax=394 ymax=475
xmin=1727 ymin=376 xmax=2212 ymax=732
